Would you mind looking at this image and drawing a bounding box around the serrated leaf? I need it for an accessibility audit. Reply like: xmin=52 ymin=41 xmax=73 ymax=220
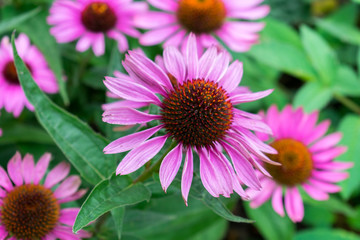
xmin=0 ymin=7 xmax=41 ymax=34
xmin=300 ymin=25 xmax=339 ymax=84
xmin=338 ymin=115 xmax=360 ymax=199
xmin=12 ymin=34 xmax=117 ymax=185
xmin=202 ymin=193 xmax=253 ymax=223
xmin=294 ymin=229 xmax=360 ymax=240
xmin=17 ymin=10 xmax=69 ymax=105
xmin=74 ymin=174 xmax=151 ymax=233
xmin=244 ymin=201 xmax=294 ymax=240
xmin=294 ymin=81 xmax=333 ymax=112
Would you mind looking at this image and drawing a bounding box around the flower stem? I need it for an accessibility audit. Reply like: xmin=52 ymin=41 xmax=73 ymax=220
xmin=334 ymin=93 xmax=360 ymax=115
xmin=133 ymin=140 xmax=177 ymax=184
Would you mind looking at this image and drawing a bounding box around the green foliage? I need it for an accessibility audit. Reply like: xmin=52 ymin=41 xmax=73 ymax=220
xmin=294 ymin=229 xmax=360 ymax=240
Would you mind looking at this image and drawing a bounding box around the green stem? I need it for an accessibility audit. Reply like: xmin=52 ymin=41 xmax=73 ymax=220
xmin=133 ymin=140 xmax=178 ymax=184
xmin=334 ymin=94 xmax=360 ymax=115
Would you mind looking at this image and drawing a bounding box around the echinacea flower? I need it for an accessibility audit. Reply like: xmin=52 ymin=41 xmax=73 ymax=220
xmin=135 ymin=0 xmax=269 ymax=52
xmin=48 ymin=0 xmax=147 ymax=56
xmin=102 ymin=34 xmax=276 ymax=204
xmin=0 ymin=152 xmax=90 ymax=239
xmin=249 ymin=105 xmax=353 ymax=222
xmin=0 ymin=34 xmax=58 ymax=117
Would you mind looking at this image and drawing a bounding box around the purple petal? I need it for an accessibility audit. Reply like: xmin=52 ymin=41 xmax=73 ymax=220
xmin=34 ymin=153 xmax=51 ymax=184
xmin=22 ymin=154 xmax=35 ymax=184
xmin=304 ymin=120 xmax=330 ymax=145
xmin=230 ymin=89 xmax=273 ymax=104
xmin=104 ymin=125 xmax=163 ymax=154
xmin=44 ymin=162 xmax=70 ymax=188
xmin=164 ymin=46 xmax=186 ymax=84
xmin=104 ymin=76 xmax=161 ymax=105
xmin=302 ymin=183 xmax=329 ymax=201
xmin=249 ymin=178 xmax=275 ymax=208
xmin=314 ymin=161 xmax=353 ymax=170
xmin=272 ymin=186 xmax=285 ymax=217
xmin=219 ymin=60 xmax=243 ymax=93
xmin=7 ymin=152 xmax=23 ymax=186
xmin=54 ymin=175 xmax=81 ymax=199
xmin=182 ymin=147 xmax=194 ymax=206
xmin=308 ymin=178 xmax=341 ymax=193
xmin=58 ymin=189 xmax=87 ymax=204
xmin=312 ymin=170 xmax=349 ymax=183
xmin=310 ymin=132 xmax=342 ymax=152
xmin=59 ymin=208 xmax=79 ymax=226
xmin=185 ymin=33 xmax=199 ymax=80
xmin=312 ymin=146 xmax=347 ymax=162
xmin=285 ymin=187 xmax=304 ymax=222
xmin=116 ymin=136 xmax=168 ymax=175
xmin=102 ymin=108 xmax=161 ymax=125
xmin=159 ymin=143 xmax=183 ymax=192
xmin=0 ymin=166 xmax=13 ymax=192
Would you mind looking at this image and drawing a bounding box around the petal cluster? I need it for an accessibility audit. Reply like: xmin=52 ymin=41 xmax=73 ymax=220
xmin=0 ymin=34 xmax=58 ymax=117
xmin=135 ymin=0 xmax=269 ymax=52
xmin=249 ymin=105 xmax=353 ymax=222
xmin=48 ymin=0 xmax=147 ymax=56
xmin=0 ymin=152 xmax=90 ymax=239
xmin=103 ymin=34 xmax=275 ymax=204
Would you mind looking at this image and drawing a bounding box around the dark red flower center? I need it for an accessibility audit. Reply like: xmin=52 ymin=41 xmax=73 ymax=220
xmin=177 ymin=0 xmax=226 ymax=34
xmin=81 ymin=2 xmax=117 ymax=32
xmin=1 ymin=184 xmax=60 ymax=239
xmin=265 ymin=139 xmax=313 ymax=186
xmin=161 ymin=79 xmax=233 ymax=147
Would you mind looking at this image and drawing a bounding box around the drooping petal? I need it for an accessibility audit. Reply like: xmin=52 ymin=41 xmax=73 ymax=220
xmin=159 ymin=143 xmax=183 ymax=192
xmin=116 ymin=136 xmax=168 ymax=175
xmin=302 ymin=183 xmax=329 ymax=201
xmin=271 ymin=186 xmax=285 ymax=217
xmin=284 ymin=187 xmax=304 ymax=222
xmin=181 ymin=147 xmax=194 ymax=205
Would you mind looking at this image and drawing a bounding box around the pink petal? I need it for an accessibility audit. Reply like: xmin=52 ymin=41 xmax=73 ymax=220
xmin=310 ymin=132 xmax=342 ymax=152
xmin=134 ymin=12 xmax=176 ymax=29
xmin=0 ymin=166 xmax=13 ymax=192
xmin=312 ymin=147 xmax=347 ymax=162
xmin=34 ymin=153 xmax=52 ymax=184
xmin=116 ymin=136 xmax=168 ymax=175
xmin=181 ymin=147 xmax=194 ymax=205
xmin=249 ymin=178 xmax=275 ymax=208
xmin=102 ymin=108 xmax=161 ymax=125
xmin=0 ymin=225 xmax=8 ymax=239
xmin=272 ymin=186 xmax=285 ymax=217
xmin=22 ymin=154 xmax=35 ymax=184
xmin=308 ymin=178 xmax=341 ymax=193
xmin=314 ymin=161 xmax=353 ymax=170
xmin=312 ymin=170 xmax=349 ymax=183
xmin=104 ymin=125 xmax=163 ymax=154
xmin=52 ymin=225 xmax=81 ymax=240
xmin=284 ymin=187 xmax=304 ymax=222
xmin=7 ymin=152 xmax=23 ymax=186
xmin=59 ymin=208 xmax=79 ymax=226
xmin=92 ymin=33 xmax=105 ymax=56
xmin=304 ymin=120 xmax=330 ymax=145
xmin=229 ymin=5 xmax=270 ymax=19
xmin=159 ymin=143 xmax=183 ymax=192
xmin=140 ymin=25 xmax=180 ymax=46
xmin=58 ymin=189 xmax=87 ymax=204
xmin=147 ymin=0 xmax=178 ymax=11
xmin=302 ymin=183 xmax=329 ymax=201
xmin=185 ymin=33 xmax=199 ymax=80
xmin=44 ymin=162 xmax=70 ymax=188
xmin=54 ymin=175 xmax=81 ymax=199
xmin=230 ymin=89 xmax=273 ymax=104
xmin=219 ymin=60 xmax=243 ymax=93
xmin=104 ymin=76 xmax=161 ymax=105
xmin=163 ymin=46 xmax=186 ymax=84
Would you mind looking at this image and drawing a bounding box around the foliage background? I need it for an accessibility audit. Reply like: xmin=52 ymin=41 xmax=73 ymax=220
xmin=1 ymin=0 xmax=360 ymax=239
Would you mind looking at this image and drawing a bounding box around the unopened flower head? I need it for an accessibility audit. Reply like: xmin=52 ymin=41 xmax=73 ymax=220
xmin=48 ymin=0 xmax=147 ymax=56
xmin=102 ymin=34 xmax=276 ymax=204
xmin=249 ymin=105 xmax=353 ymax=222
xmin=0 ymin=34 xmax=58 ymax=117
xmin=0 ymin=152 xmax=90 ymax=239
xmin=135 ymin=0 xmax=269 ymax=52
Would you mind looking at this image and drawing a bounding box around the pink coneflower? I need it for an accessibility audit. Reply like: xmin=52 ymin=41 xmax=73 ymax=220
xmin=249 ymin=105 xmax=352 ymax=222
xmin=0 ymin=34 xmax=58 ymax=117
xmin=0 ymin=152 xmax=90 ymax=239
xmin=48 ymin=0 xmax=147 ymax=56
xmin=135 ymin=0 xmax=269 ymax=52
xmin=102 ymin=34 xmax=276 ymax=204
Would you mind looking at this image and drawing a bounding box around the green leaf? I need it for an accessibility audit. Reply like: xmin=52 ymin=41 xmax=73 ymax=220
xmin=328 ymin=3 xmax=358 ymax=24
xmin=244 ymin=201 xmax=294 ymax=240
xmin=0 ymin=124 xmax=52 ymax=145
xmin=338 ymin=114 xmax=360 ymax=199
xmin=73 ymin=174 xmax=151 ymax=233
xmin=17 ymin=10 xmax=69 ymax=105
xmin=262 ymin=18 xmax=302 ymax=47
xmin=294 ymin=81 xmax=333 ymax=112
xmin=332 ymin=65 xmax=360 ymax=96
xmin=294 ymin=229 xmax=360 ymax=240
xmin=12 ymin=34 xmax=117 ymax=185
xmin=0 ymin=7 xmax=41 ymax=34
xmin=316 ymin=19 xmax=360 ymax=45
xmin=202 ymin=193 xmax=253 ymax=223
xmin=300 ymin=25 xmax=339 ymax=84
xmin=111 ymin=207 xmax=125 ymax=240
